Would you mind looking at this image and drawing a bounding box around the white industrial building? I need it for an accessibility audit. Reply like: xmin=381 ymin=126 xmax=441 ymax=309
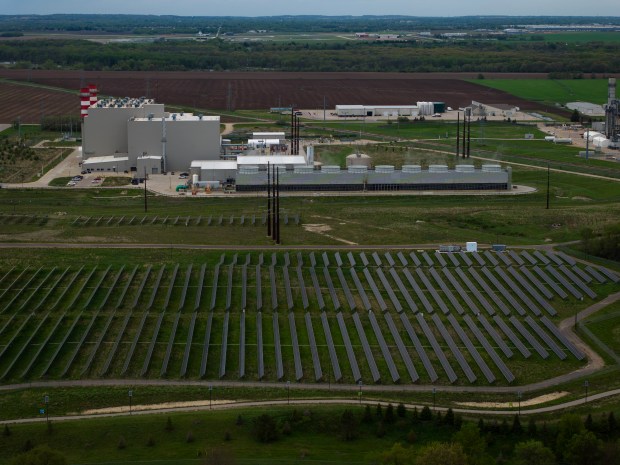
xmin=335 ymin=102 xmax=443 ymax=118
xmin=81 ymin=97 xmax=221 ymax=173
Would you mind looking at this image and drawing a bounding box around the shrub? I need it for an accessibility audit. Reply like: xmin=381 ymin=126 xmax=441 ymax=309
xmin=254 ymin=414 xmax=278 ymax=443
xmin=396 ymin=403 xmax=406 ymax=418
xmin=224 ymin=431 xmax=232 ymax=441
xmin=165 ymin=417 xmax=174 ymax=432
xmin=406 ymin=430 xmax=417 ymax=444
xmin=3 ymin=424 xmax=10 ymax=437
xmin=117 ymin=436 xmax=126 ymax=450
xmin=146 ymin=436 xmax=155 ymax=447
xmin=420 ymin=406 xmax=432 ymax=422
xmin=186 ymin=431 xmax=195 ymax=443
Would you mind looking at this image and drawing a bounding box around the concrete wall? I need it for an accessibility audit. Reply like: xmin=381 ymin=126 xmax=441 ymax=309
xmin=165 ymin=119 xmax=220 ymax=171
xmin=128 ymin=119 xmax=164 ymax=163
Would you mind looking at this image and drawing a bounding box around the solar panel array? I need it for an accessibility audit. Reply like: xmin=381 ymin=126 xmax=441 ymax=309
xmin=0 ymin=248 xmax=613 ymax=386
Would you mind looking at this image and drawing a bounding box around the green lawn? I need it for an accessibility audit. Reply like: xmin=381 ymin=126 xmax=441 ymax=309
xmin=472 ymin=79 xmax=610 ymax=106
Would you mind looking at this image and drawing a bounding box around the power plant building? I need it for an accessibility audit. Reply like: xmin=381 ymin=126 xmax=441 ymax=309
xmin=81 ymin=96 xmax=220 ymax=173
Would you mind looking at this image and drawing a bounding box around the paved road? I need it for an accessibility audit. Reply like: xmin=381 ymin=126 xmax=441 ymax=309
xmin=2 ymin=388 xmax=620 ymax=426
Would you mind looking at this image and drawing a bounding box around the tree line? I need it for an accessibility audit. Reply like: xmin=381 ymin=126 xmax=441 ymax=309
xmin=1 ymin=38 xmax=619 ymax=73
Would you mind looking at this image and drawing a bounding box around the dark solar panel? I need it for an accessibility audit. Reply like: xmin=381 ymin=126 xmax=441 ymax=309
xmin=463 ymin=315 xmax=515 ymax=383
xmin=519 ymin=266 xmax=553 ymax=300
xmin=368 ymin=310 xmax=399 ymax=382
xmin=255 ymin=264 xmax=263 ymax=310
xmin=375 ymin=268 xmax=402 ymax=312
xmin=465 ymin=267 xmax=506 ymax=315
xmin=193 ymin=264 xmax=206 ymax=311
xmin=353 ymin=311 xmax=381 ymax=382
xmin=509 ymin=316 xmax=549 ymax=359
xmin=558 ymin=265 xmax=597 ymax=299
xmin=402 ymin=268 xmax=435 ymax=313
xmin=494 ymin=266 xmax=541 ymax=316
xmin=570 ymin=265 xmax=593 ymax=284
xmin=584 ymin=266 xmax=606 ymax=284
xmin=269 ymin=265 xmax=278 ymax=310
xmin=446 ymin=252 xmax=461 ymax=267
xmin=508 ymin=250 xmax=525 ymax=266
xmin=347 ymin=252 xmax=356 ymax=267
xmin=416 ymin=313 xmax=457 ymax=383
xmin=283 ymin=266 xmax=294 ymax=310
xmin=209 ymin=263 xmax=220 ymax=311
xmin=383 ymin=311 xmax=419 ymax=382
xmin=545 ymin=266 xmax=583 ymax=299
xmin=432 ymin=314 xmax=476 ymax=383
xmin=305 ymin=312 xmax=323 ymax=381
xmin=533 ymin=251 xmax=550 ymax=265
xmin=481 ymin=267 xmax=527 ymax=316
xmin=494 ymin=251 xmax=512 ymax=267
xmin=493 ymin=315 xmax=531 ymax=358
xmin=297 ymin=266 xmax=309 ymax=309
xmin=199 ymin=312 xmax=213 ymax=378
xmin=350 ymin=267 xmax=372 ymax=311
xmin=539 ymin=316 xmax=585 ymax=360
xmin=429 ymin=268 xmax=465 ymax=315
xmin=372 ymin=252 xmax=382 ymax=266
xmin=239 ymin=311 xmax=246 ymax=378
xmin=471 ymin=252 xmax=486 ymax=266
xmin=506 ymin=267 xmax=556 ymax=316
xmin=241 ymin=264 xmax=247 ymax=309
xmin=388 ymin=268 xmax=418 ymax=312
xmin=416 ymin=268 xmax=450 ymax=314
xmin=273 ymin=313 xmax=284 ymax=380
xmin=160 ymin=312 xmax=181 ymax=377
xmin=256 ymin=312 xmax=264 ymax=379
xmin=322 ymin=252 xmax=330 ymax=267
xmin=447 ymin=314 xmax=495 ymax=383
xmin=364 ymin=268 xmax=392 ymax=312
xmin=421 ymin=251 xmax=434 ymax=266
xmin=441 ymin=268 xmax=480 ymax=315
xmin=533 ymin=266 xmax=568 ymax=299
xmin=384 ymin=252 xmax=396 ymax=267
xmin=219 ymin=312 xmax=229 ymax=378
xmin=434 ymin=252 xmax=448 ymax=268
xmin=309 ymin=268 xmax=326 ymax=310
xmin=225 ymin=264 xmax=234 ymax=311
xmin=557 ymin=252 xmax=577 ymax=266
xmin=459 ymin=252 xmax=473 ymax=266
xmin=359 ymin=252 xmax=370 ymax=267
xmin=289 ymin=312 xmax=303 ymax=381
xmin=334 ymin=252 xmax=344 ymax=268
xmin=336 ymin=267 xmax=356 ymax=311
xmin=521 ymin=250 xmax=537 ymax=265
xmin=524 ymin=316 xmax=566 ymax=360
xmin=323 ymin=267 xmax=341 ymax=310
xmin=336 ymin=311 xmax=362 ymax=382
xmin=409 ymin=252 xmax=422 ymax=267
xmin=321 ymin=311 xmax=342 ymax=381
xmin=597 ymin=267 xmax=620 ymax=283
xmin=483 ymin=251 xmax=499 ymax=266
xmin=545 ymin=252 xmax=564 ymax=266
xmin=309 ymin=252 xmax=316 ymax=267
xmin=399 ymin=312 xmax=438 ymax=382
xmin=397 ymin=252 xmax=409 ymax=266
xmin=476 ymin=314 xmax=513 ymax=357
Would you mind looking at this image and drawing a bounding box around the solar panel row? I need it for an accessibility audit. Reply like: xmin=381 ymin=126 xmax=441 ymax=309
xmin=289 ymin=312 xmax=303 ymax=381
xmin=321 ymin=311 xmax=343 ymax=381
xmin=336 ymin=311 xmax=362 ymax=382
xmin=305 ymin=312 xmax=323 ymax=381
xmin=352 ymin=311 xmax=381 ymax=382
xmin=368 ymin=310 xmax=399 ymax=382
xmin=416 ymin=313 xmax=457 ymax=382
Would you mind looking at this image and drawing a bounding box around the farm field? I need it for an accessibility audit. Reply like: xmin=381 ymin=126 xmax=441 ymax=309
xmin=542 ymin=32 xmax=620 ymax=44
xmin=473 ymin=79 xmax=610 ymax=106
xmin=0 ymin=70 xmax=567 ymax=116
xmin=0 ymin=79 xmax=79 ymax=123
xmin=0 ymin=249 xmax=615 ymax=387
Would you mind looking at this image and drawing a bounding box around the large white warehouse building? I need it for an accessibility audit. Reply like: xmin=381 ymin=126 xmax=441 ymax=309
xmin=81 ymin=97 xmax=221 ymax=173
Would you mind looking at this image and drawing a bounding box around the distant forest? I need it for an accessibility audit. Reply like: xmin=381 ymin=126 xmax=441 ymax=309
xmin=1 ymin=14 xmax=620 ymax=34
xmin=1 ymin=38 xmax=619 ymax=73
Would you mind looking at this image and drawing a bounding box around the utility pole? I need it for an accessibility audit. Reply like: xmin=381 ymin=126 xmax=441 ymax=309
xmin=456 ymin=112 xmax=460 ymax=157
xmin=468 ymin=113 xmax=471 ymax=156
xmin=276 ymin=167 xmax=281 ymax=245
xmin=267 ymin=161 xmax=272 ymax=238
xmin=323 ymin=96 xmax=327 ymax=122
xmin=462 ymin=111 xmax=467 ymax=158
xmin=546 ymin=164 xmax=550 ymax=210
xmin=144 ymin=167 xmax=148 ymax=213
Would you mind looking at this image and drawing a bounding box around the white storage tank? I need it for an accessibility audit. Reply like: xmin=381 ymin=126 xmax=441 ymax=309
xmin=544 ymin=136 xmax=556 ymax=142
xmin=239 ymin=165 xmax=259 ymax=175
xmin=375 ymin=165 xmax=395 ymax=173
xmin=321 ymin=165 xmax=341 ymax=174
xmin=428 ymin=164 xmax=448 ymax=173
xmin=346 ymin=152 xmax=372 ymax=168
xmin=482 ymin=165 xmax=502 ymax=172
xmin=348 ymin=165 xmax=368 ymax=173
xmin=466 ymin=242 xmax=478 ymax=252
xmin=455 ymin=165 xmax=475 ymax=173
xmin=402 ymin=165 xmax=422 ymax=173
xmin=553 ymin=138 xmax=572 ymax=144
xmin=192 ymin=174 xmax=199 ymax=185
xmin=294 ymin=165 xmax=315 ymax=174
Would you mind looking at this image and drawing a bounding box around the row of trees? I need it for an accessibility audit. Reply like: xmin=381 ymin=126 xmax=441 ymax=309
xmin=1 ymin=38 xmax=619 ymax=73
xmin=581 ymin=225 xmax=620 ymax=262
xmin=2 ymin=15 xmax=620 ymax=35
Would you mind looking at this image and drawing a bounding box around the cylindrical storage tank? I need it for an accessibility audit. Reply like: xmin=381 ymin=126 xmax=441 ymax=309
xmin=239 ymin=165 xmax=259 ymax=175
xmin=375 ymin=165 xmax=394 ymax=173
xmin=192 ymin=174 xmax=199 ymax=185
xmin=294 ymin=165 xmax=315 ymax=174
xmin=402 ymin=165 xmax=422 ymax=173
xmin=428 ymin=164 xmax=448 ymax=173
xmin=346 ymin=153 xmax=372 ymax=167
xmin=455 ymin=165 xmax=475 ymax=173
xmin=482 ymin=165 xmax=502 ymax=172
xmin=321 ymin=165 xmax=340 ymax=173
xmin=348 ymin=165 xmax=368 ymax=173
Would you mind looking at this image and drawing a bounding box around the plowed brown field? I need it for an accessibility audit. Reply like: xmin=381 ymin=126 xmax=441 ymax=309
xmin=0 ymin=80 xmax=78 ymax=124
xmin=0 ymin=70 xmax=565 ymax=123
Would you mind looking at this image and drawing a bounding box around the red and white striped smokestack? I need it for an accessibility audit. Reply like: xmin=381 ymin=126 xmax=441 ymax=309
xmin=88 ymin=84 xmax=98 ymax=106
xmin=80 ymin=87 xmax=90 ymax=118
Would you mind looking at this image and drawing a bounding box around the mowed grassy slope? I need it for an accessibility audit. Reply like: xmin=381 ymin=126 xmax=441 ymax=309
xmin=471 ymin=79 xmax=610 ymax=105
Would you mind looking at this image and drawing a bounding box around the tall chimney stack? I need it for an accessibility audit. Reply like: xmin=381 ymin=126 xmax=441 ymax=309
xmin=609 ymin=78 xmax=616 ymax=105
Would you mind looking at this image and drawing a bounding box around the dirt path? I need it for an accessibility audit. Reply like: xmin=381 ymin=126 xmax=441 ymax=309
xmin=221 ymin=123 xmax=235 ymax=135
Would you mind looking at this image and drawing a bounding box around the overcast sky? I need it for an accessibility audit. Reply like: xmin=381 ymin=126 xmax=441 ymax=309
xmin=4 ymin=0 xmax=620 ymax=17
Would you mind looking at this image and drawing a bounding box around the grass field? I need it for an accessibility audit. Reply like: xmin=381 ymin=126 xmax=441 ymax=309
xmin=542 ymin=32 xmax=620 ymax=44
xmin=471 ymin=79 xmax=610 ymax=106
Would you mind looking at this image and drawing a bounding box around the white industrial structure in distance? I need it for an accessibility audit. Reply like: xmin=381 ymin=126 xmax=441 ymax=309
xmin=81 ymin=96 xmax=220 ymax=174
